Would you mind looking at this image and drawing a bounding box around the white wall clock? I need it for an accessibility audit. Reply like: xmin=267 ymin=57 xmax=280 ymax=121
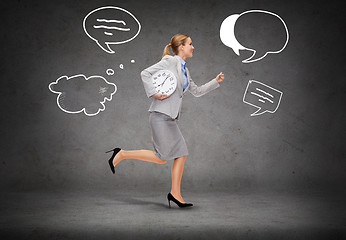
xmin=152 ymin=70 xmax=177 ymax=96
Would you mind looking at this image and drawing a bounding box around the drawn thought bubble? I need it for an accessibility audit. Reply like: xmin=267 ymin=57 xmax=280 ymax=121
xmin=83 ymin=6 xmax=141 ymax=54
xmin=243 ymin=80 xmax=283 ymax=116
xmin=220 ymin=10 xmax=289 ymax=63
xmin=48 ymin=74 xmax=117 ymax=116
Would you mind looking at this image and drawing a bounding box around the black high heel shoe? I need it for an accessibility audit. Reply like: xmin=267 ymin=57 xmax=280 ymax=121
xmin=106 ymin=148 xmax=121 ymax=174
xmin=167 ymin=193 xmax=193 ymax=208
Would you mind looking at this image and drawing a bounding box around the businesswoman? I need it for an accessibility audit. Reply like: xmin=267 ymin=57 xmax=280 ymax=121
xmin=107 ymin=34 xmax=224 ymax=208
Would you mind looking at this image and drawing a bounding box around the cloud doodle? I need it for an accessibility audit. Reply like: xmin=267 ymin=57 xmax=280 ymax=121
xmin=48 ymin=74 xmax=117 ymax=116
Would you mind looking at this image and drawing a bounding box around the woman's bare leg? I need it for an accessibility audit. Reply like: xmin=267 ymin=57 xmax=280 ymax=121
xmin=112 ymin=150 xmax=167 ymax=167
xmin=170 ymin=156 xmax=187 ymax=203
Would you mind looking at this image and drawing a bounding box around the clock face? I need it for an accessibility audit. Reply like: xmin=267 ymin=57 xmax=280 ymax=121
xmin=152 ymin=70 xmax=177 ymax=96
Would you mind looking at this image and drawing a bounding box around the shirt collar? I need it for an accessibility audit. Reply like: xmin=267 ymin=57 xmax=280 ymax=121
xmin=176 ymin=55 xmax=186 ymax=68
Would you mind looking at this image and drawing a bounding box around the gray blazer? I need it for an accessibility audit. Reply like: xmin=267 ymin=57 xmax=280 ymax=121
xmin=141 ymin=55 xmax=220 ymax=119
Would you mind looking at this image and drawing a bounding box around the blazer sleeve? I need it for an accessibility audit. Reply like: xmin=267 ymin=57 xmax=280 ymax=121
xmin=188 ymin=74 xmax=220 ymax=97
xmin=141 ymin=56 xmax=171 ymax=98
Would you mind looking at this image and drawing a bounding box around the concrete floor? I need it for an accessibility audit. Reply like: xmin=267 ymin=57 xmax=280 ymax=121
xmin=1 ymin=189 xmax=345 ymax=239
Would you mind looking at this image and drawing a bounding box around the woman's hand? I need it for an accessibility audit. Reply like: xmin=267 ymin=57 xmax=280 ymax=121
xmin=216 ymin=72 xmax=225 ymax=83
xmin=152 ymin=93 xmax=170 ymax=100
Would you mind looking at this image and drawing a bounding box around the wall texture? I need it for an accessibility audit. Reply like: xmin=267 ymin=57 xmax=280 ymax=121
xmin=1 ymin=0 xmax=345 ymax=193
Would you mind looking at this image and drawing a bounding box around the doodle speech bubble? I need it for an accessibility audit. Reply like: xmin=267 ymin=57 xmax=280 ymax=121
xmin=48 ymin=74 xmax=117 ymax=116
xmin=243 ymin=80 xmax=283 ymax=116
xmin=83 ymin=6 xmax=141 ymax=54
xmin=220 ymin=10 xmax=289 ymax=63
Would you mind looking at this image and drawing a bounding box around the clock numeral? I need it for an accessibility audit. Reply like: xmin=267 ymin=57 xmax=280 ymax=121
xmin=162 ymin=73 xmax=166 ymax=76
xmin=154 ymin=77 xmax=157 ymax=80
xmin=158 ymin=74 xmax=161 ymax=77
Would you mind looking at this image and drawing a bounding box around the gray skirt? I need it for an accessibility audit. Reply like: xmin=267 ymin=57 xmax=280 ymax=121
xmin=149 ymin=111 xmax=188 ymax=160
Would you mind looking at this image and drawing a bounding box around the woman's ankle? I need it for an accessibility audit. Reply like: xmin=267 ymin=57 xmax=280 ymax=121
xmin=118 ymin=150 xmax=125 ymax=161
xmin=170 ymin=191 xmax=181 ymax=198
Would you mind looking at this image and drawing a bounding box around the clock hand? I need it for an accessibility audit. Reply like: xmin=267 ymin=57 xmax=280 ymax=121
xmin=157 ymin=76 xmax=170 ymax=87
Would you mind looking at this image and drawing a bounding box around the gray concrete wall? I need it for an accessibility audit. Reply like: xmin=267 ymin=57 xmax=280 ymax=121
xmin=1 ymin=0 xmax=345 ymax=192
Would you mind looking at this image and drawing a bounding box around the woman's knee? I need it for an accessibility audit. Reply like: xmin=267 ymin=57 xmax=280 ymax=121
xmin=175 ymin=155 xmax=187 ymax=161
xmin=158 ymin=157 xmax=167 ymax=164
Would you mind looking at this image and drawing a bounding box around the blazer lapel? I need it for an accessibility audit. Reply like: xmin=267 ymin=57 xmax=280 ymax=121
xmin=184 ymin=67 xmax=191 ymax=93
xmin=173 ymin=55 xmax=184 ymax=92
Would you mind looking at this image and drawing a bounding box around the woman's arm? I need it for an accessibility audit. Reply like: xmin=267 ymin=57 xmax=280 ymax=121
xmin=188 ymin=72 xmax=224 ymax=97
xmin=141 ymin=56 xmax=171 ymax=98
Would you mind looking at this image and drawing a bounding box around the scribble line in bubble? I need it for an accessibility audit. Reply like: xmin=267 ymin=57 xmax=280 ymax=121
xmin=104 ymin=32 xmax=113 ymax=36
xmin=255 ymin=88 xmax=274 ymax=98
xmin=93 ymin=25 xmax=130 ymax=31
xmin=258 ymin=99 xmax=265 ymax=103
xmin=97 ymin=19 xmax=126 ymax=25
xmin=99 ymin=86 xmax=108 ymax=95
xmin=250 ymin=91 xmax=274 ymax=103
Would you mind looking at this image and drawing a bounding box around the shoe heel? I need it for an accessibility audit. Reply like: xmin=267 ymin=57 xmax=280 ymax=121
xmin=106 ymin=147 xmax=121 ymax=153
xmin=105 ymin=149 xmax=114 ymax=153
xmin=168 ymin=199 xmax=171 ymax=208
xmin=106 ymin=148 xmax=121 ymax=174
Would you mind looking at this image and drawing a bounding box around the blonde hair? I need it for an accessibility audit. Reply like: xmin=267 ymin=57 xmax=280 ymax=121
xmin=162 ymin=34 xmax=190 ymax=58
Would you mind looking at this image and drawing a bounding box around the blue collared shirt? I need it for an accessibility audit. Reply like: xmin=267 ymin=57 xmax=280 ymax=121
xmin=177 ymin=56 xmax=189 ymax=91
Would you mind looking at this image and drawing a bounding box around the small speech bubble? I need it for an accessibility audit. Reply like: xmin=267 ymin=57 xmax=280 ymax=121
xmin=220 ymin=10 xmax=289 ymax=63
xmin=106 ymin=68 xmax=115 ymax=75
xmin=83 ymin=6 xmax=141 ymax=54
xmin=48 ymin=74 xmax=117 ymax=116
xmin=243 ymin=80 xmax=283 ymax=116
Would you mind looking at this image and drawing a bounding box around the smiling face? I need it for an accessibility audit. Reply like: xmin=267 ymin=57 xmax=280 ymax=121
xmin=179 ymin=37 xmax=194 ymax=59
